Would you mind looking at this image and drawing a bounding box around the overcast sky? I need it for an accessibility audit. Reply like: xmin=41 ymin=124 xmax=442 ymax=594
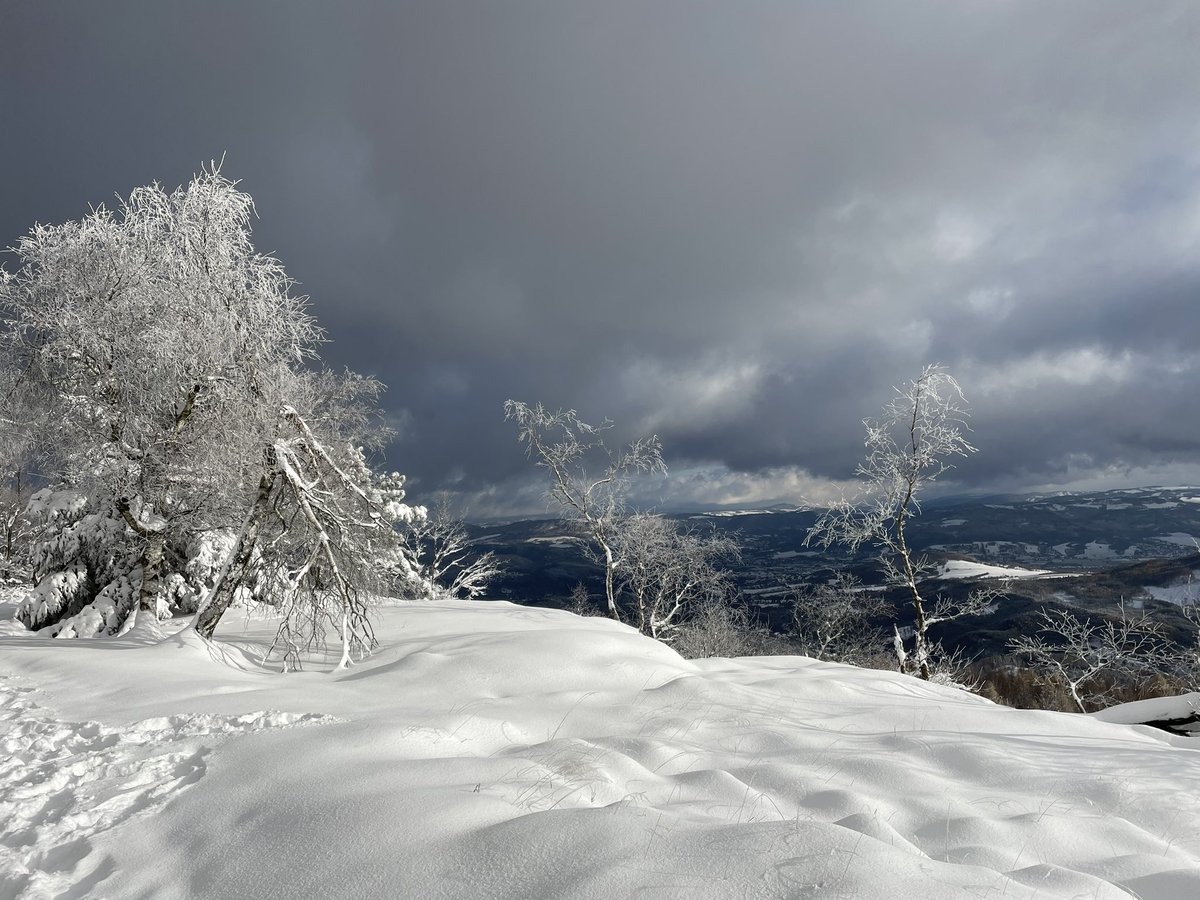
xmin=4 ymin=2 xmax=1200 ymax=517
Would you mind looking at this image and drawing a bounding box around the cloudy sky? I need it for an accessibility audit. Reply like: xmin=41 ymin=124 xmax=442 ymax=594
xmin=4 ymin=2 xmax=1200 ymax=517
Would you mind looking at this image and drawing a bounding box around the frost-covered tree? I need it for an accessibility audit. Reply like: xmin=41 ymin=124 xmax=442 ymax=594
xmin=400 ymin=495 xmax=500 ymax=600
xmin=1 ymin=165 xmax=429 ymax=655
xmin=791 ymin=573 xmax=890 ymax=664
xmin=189 ymin=367 xmax=431 ymax=669
xmin=1 ymin=165 xmax=322 ymax=633
xmin=0 ymin=477 xmax=33 ymax=583
xmin=612 ymin=513 xmax=739 ymax=640
xmin=505 ymin=401 xmax=665 ymax=619
xmin=807 ymin=366 xmax=995 ymax=679
xmin=195 ymin=393 xmax=426 ymax=669
xmin=1009 ymin=606 xmax=1171 ymax=712
xmin=0 ymin=356 xmax=48 ymax=583
xmin=0 ymin=440 xmax=35 ymax=584
xmin=1179 ymin=603 xmax=1200 ymax=691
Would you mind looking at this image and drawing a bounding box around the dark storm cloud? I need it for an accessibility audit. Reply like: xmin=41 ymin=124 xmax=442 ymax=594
xmin=4 ymin=1 xmax=1200 ymax=517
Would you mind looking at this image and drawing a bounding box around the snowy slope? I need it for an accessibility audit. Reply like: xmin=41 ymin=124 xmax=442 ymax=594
xmin=3 ymin=599 xmax=1200 ymax=899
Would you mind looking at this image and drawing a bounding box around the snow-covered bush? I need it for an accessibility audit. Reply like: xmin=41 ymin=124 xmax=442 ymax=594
xmin=18 ymin=489 xmax=244 ymax=635
xmin=671 ymin=600 xmax=786 ymax=659
xmin=164 ymin=530 xmax=243 ymax=614
xmin=565 ymin=582 xmax=604 ymax=617
xmin=18 ymin=489 xmax=139 ymax=634
xmin=612 ymin=513 xmax=740 ymax=640
xmin=399 ymin=495 xmax=500 ymax=600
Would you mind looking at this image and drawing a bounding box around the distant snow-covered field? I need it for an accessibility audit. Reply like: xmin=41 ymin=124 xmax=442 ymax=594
xmin=936 ymin=559 xmax=1053 ymax=580
xmin=3 ymin=597 xmax=1200 ymax=899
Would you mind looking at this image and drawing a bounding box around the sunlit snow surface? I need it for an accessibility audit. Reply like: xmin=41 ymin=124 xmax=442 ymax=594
xmin=3 ymin=596 xmax=1200 ymax=899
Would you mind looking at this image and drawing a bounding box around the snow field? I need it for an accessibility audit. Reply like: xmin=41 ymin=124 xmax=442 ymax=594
xmin=937 ymin=559 xmax=1053 ymax=580
xmin=2 ymin=600 xmax=1200 ymax=898
xmin=0 ymin=673 xmax=332 ymax=899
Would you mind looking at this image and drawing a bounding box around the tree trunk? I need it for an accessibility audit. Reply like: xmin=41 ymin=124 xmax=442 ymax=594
xmin=1068 ymin=681 xmax=1087 ymax=714
xmin=195 ymin=458 xmax=278 ymax=640
xmin=116 ymin=496 xmax=167 ymax=615
xmin=600 ymin=539 xmax=620 ymax=621
xmin=138 ymin=530 xmax=165 ymax=613
xmin=2 ymin=516 xmax=13 ymax=581
xmin=894 ymin=491 xmax=931 ymax=680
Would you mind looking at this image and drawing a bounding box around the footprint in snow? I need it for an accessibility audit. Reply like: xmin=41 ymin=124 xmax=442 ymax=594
xmin=0 ymin=677 xmax=333 ymax=900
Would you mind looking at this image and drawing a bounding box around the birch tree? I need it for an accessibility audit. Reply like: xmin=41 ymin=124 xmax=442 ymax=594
xmin=1 ymin=165 xmax=430 ymax=657
xmin=806 ymin=365 xmax=995 ymax=679
xmin=194 ymin=393 xmax=425 ymax=669
xmin=1 ymin=165 xmax=323 ymax=633
xmin=505 ymin=401 xmax=665 ymax=619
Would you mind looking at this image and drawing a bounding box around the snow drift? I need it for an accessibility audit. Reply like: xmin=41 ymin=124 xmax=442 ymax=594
xmin=3 ymin=597 xmax=1200 ymax=899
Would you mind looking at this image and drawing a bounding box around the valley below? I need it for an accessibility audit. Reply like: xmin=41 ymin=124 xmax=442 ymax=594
xmin=472 ymin=486 xmax=1200 ymax=662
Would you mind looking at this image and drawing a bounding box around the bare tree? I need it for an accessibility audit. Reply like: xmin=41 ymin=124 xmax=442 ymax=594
xmin=671 ymin=599 xmax=778 ymax=660
xmin=612 ymin=513 xmax=739 ymax=640
xmin=1179 ymin=602 xmax=1200 ymax=690
xmin=807 ymin=365 xmax=995 ymax=679
xmin=401 ymin=495 xmax=501 ymax=600
xmin=566 ymin=581 xmax=601 ymax=617
xmin=505 ymin=401 xmax=665 ymax=619
xmin=1009 ymin=606 xmax=1171 ymax=713
xmin=791 ymin=573 xmax=890 ymax=664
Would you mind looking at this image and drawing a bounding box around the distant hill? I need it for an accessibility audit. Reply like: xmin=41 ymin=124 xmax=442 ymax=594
xmin=473 ymin=486 xmax=1200 ymax=600
xmin=469 ymin=486 xmax=1200 ymax=662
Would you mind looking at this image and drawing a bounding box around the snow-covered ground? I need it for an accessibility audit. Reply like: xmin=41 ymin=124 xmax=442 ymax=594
xmin=4 ymin=598 xmax=1200 ymax=899
xmin=1156 ymin=533 xmax=1200 ymax=549
xmin=1084 ymin=541 xmax=1120 ymax=560
xmin=1144 ymin=576 xmax=1200 ymax=607
xmin=936 ymin=559 xmax=1054 ymax=580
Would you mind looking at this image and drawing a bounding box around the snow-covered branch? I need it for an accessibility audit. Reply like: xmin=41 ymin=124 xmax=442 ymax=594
xmin=1009 ymin=606 xmax=1172 ymax=713
xmin=611 ymin=513 xmax=740 ymax=640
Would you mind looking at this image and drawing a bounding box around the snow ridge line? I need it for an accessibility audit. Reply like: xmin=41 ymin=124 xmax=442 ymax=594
xmin=0 ymin=675 xmax=334 ymax=900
